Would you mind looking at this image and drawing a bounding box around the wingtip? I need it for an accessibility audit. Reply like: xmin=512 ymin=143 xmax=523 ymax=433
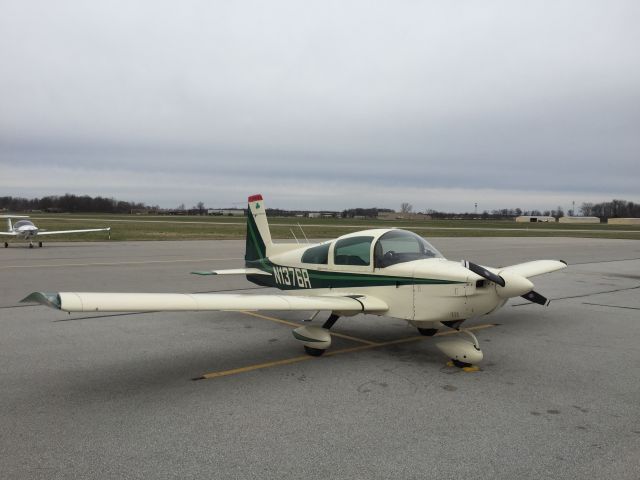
xmin=20 ymin=292 xmax=62 ymax=309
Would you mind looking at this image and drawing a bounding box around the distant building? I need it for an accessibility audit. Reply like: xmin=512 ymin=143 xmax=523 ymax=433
xmin=607 ymin=218 xmax=640 ymax=225
xmin=515 ymin=215 xmax=556 ymax=223
xmin=207 ymin=208 xmax=245 ymax=216
xmin=558 ymin=216 xmax=599 ymax=224
xmin=130 ymin=208 xmax=159 ymax=215
xmin=377 ymin=212 xmax=432 ymax=220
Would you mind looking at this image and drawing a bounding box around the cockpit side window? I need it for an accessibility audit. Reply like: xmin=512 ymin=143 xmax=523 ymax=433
xmin=334 ymin=236 xmax=373 ymax=266
xmin=301 ymin=243 xmax=329 ymax=265
xmin=374 ymin=230 xmax=442 ymax=268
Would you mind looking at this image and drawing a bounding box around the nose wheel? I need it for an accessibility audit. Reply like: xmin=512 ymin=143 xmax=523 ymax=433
xmin=436 ymin=329 xmax=483 ymax=368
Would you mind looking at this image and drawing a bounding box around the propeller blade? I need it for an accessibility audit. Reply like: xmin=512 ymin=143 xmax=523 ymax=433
xmin=521 ymin=290 xmax=550 ymax=306
xmin=461 ymin=260 xmax=505 ymax=287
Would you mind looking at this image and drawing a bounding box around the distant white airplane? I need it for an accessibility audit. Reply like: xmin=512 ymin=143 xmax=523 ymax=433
xmin=1 ymin=215 xmax=110 ymax=248
xmin=24 ymin=195 xmax=567 ymax=368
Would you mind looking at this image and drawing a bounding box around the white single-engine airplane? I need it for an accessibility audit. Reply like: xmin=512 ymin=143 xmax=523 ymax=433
xmin=1 ymin=215 xmax=111 ymax=248
xmin=23 ymin=194 xmax=567 ymax=367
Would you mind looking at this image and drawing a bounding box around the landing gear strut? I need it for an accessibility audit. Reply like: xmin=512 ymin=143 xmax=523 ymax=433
xmin=294 ymin=314 xmax=340 ymax=356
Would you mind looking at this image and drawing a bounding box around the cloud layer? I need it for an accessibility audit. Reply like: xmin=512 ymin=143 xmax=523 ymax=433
xmin=1 ymin=1 xmax=638 ymax=211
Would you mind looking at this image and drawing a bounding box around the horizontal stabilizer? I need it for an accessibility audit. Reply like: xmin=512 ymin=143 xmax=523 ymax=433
xmin=191 ymin=268 xmax=272 ymax=276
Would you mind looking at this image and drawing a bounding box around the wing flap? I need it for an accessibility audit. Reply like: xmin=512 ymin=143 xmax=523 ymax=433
xmin=500 ymin=260 xmax=567 ymax=278
xmin=22 ymin=291 xmax=388 ymax=314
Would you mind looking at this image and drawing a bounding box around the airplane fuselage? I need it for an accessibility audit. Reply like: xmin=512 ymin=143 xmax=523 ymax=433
xmin=14 ymin=225 xmax=39 ymax=239
xmin=246 ymin=243 xmax=505 ymax=327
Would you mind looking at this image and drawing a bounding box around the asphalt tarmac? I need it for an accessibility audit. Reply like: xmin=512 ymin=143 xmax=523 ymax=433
xmin=1 ymin=238 xmax=639 ymax=479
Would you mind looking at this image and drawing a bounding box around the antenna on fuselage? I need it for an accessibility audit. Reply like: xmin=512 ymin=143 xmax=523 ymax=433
xmin=290 ymin=229 xmax=299 ymax=244
xmin=297 ymin=223 xmax=309 ymax=243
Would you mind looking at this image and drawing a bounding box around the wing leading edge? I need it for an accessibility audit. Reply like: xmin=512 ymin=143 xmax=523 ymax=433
xmin=37 ymin=227 xmax=111 ymax=236
xmin=21 ymin=291 xmax=388 ymax=314
xmin=500 ymin=260 xmax=567 ymax=278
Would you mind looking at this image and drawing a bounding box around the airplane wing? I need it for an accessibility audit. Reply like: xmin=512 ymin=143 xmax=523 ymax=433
xmin=37 ymin=227 xmax=110 ymax=236
xmin=500 ymin=260 xmax=567 ymax=279
xmin=21 ymin=291 xmax=389 ymax=314
xmin=0 ymin=231 xmax=17 ymax=236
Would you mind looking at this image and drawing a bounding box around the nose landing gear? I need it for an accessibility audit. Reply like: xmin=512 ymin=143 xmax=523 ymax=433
xmin=436 ymin=329 xmax=483 ymax=369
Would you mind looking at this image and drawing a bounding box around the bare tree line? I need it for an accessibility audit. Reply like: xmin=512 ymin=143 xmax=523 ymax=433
xmin=1 ymin=195 xmax=638 ymax=220
xmin=0 ymin=194 xmax=151 ymax=214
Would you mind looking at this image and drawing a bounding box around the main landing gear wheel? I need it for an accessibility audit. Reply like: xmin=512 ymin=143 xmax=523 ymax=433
xmin=293 ymin=314 xmax=340 ymax=356
xmin=304 ymin=346 xmax=326 ymax=357
xmin=38 ymin=241 xmax=43 ymax=248
xmin=3 ymin=242 xmax=7 ymax=248
xmin=417 ymin=327 xmax=438 ymax=336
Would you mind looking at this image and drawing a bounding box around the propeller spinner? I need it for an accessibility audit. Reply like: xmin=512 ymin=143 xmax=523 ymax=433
xmin=461 ymin=260 xmax=550 ymax=306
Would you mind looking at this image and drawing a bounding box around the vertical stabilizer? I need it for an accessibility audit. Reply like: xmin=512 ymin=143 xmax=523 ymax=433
xmin=7 ymin=217 xmax=12 ymax=232
xmin=245 ymin=194 xmax=273 ymax=268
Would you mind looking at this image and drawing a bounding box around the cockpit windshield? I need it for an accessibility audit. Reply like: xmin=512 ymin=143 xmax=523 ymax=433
xmin=13 ymin=220 xmax=35 ymax=228
xmin=374 ymin=230 xmax=443 ymax=268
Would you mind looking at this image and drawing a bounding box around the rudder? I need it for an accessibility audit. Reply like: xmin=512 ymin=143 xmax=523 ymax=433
xmin=245 ymin=194 xmax=273 ymax=268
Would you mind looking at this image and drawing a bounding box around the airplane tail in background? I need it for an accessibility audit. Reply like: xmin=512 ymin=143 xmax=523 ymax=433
xmin=6 ymin=217 xmax=12 ymax=232
xmin=245 ymin=194 xmax=274 ymax=268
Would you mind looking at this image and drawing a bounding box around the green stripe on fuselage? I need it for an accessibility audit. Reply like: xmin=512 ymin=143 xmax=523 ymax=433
xmin=245 ymin=259 xmax=463 ymax=290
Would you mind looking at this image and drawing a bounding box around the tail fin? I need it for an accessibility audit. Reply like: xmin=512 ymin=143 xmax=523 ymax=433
xmin=245 ymin=194 xmax=273 ymax=268
xmin=7 ymin=217 xmax=12 ymax=232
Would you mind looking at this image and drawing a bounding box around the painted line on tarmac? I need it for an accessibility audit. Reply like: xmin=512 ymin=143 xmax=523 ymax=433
xmin=194 ymin=323 xmax=496 ymax=380
xmin=240 ymin=311 xmax=379 ymax=345
xmin=0 ymin=257 xmax=243 ymax=269
xmin=581 ymin=302 xmax=640 ymax=311
xmin=511 ymin=284 xmax=640 ymax=306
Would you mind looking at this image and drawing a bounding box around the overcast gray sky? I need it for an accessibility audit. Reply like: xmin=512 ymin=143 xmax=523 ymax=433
xmin=1 ymin=0 xmax=638 ymax=212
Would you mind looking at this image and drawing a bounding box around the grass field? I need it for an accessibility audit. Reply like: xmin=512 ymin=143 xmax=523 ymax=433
xmin=9 ymin=213 xmax=638 ymax=242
